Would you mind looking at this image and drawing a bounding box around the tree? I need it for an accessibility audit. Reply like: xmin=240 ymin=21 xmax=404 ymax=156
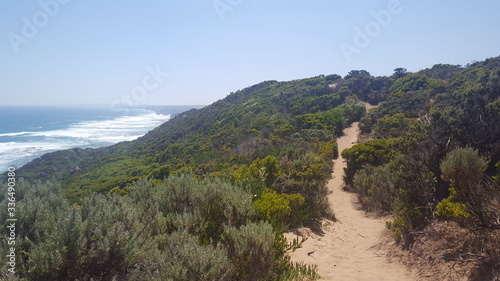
xmin=392 ymin=68 xmax=407 ymax=79
xmin=374 ymin=113 xmax=416 ymax=139
xmin=344 ymin=70 xmax=373 ymax=100
xmin=389 ymin=73 xmax=431 ymax=93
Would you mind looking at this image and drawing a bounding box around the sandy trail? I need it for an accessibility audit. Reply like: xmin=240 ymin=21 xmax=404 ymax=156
xmin=286 ymin=122 xmax=417 ymax=281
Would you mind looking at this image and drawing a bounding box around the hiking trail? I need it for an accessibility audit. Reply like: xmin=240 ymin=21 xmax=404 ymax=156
xmin=286 ymin=120 xmax=418 ymax=281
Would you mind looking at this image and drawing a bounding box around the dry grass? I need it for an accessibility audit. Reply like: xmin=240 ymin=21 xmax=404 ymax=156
xmin=388 ymin=221 xmax=500 ymax=281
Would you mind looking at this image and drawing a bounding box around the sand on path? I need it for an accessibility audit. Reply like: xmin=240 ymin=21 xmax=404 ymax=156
xmin=286 ymin=122 xmax=418 ymax=281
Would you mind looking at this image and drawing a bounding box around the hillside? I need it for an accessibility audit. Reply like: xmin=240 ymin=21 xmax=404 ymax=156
xmin=1 ymin=73 xmax=369 ymax=280
xmin=2 ymin=56 xmax=500 ymax=280
xmin=17 ymin=74 xmax=364 ymax=204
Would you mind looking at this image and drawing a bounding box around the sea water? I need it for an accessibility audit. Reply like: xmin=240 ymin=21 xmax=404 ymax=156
xmin=0 ymin=105 xmax=171 ymax=172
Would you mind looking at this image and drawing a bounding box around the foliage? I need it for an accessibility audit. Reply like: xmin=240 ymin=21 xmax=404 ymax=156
xmin=147 ymin=164 xmax=171 ymax=180
xmin=352 ymin=164 xmax=397 ymax=212
xmin=222 ymin=222 xmax=277 ymax=280
xmin=435 ymin=189 xmax=470 ymax=222
xmin=0 ymin=177 xmax=321 ymax=280
xmin=389 ymin=73 xmax=433 ymax=93
xmin=254 ymin=188 xmax=306 ymax=230
xmin=9 ymin=55 xmax=500 ymax=280
xmin=419 ymin=64 xmax=463 ymax=80
xmin=341 ymin=139 xmax=395 ymax=185
xmin=344 ymin=58 xmax=500 ymax=269
xmin=439 ymin=148 xmax=499 ymax=228
xmin=374 ymin=113 xmax=416 ymax=139
xmin=494 ymin=161 xmax=500 ymax=183
xmin=440 ymin=147 xmax=488 ymax=186
xmin=317 ymin=141 xmax=338 ymax=160
xmin=146 ymin=230 xmax=233 ymax=281
xmin=251 ymin=155 xmax=281 ymax=187
xmin=254 ymin=189 xmax=291 ymax=230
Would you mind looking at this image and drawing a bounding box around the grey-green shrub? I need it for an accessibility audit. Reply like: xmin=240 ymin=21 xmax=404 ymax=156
xmin=222 ymin=222 xmax=277 ymax=280
xmin=0 ymin=176 xmax=319 ymax=280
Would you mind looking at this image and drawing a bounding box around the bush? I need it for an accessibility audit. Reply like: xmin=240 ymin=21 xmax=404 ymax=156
xmin=374 ymin=113 xmax=416 ymax=139
xmin=352 ymin=164 xmax=397 ymax=212
xmin=341 ymin=139 xmax=395 ymax=185
xmin=222 ymin=222 xmax=277 ymax=280
xmin=440 ymin=147 xmax=488 ymax=186
xmin=254 ymin=188 xmax=305 ymax=230
xmin=147 ymin=164 xmax=171 ymax=180
xmin=1 ymin=175 xmax=320 ymax=280
xmin=435 ymin=197 xmax=470 ymax=222
xmin=317 ymin=141 xmax=338 ymax=160
xmin=145 ymin=231 xmax=232 ymax=281
xmin=439 ymin=147 xmax=500 ymax=228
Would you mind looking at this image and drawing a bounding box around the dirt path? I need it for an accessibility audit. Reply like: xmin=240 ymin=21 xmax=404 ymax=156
xmin=286 ymin=122 xmax=418 ymax=281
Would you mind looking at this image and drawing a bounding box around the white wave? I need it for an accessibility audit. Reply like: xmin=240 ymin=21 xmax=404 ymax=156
xmin=0 ymin=111 xmax=171 ymax=172
xmin=0 ymin=132 xmax=31 ymax=137
xmin=3 ymin=113 xmax=170 ymax=142
xmin=0 ymin=139 xmax=90 ymax=172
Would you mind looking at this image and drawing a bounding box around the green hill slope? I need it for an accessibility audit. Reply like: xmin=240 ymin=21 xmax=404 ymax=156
xmin=17 ymin=75 xmax=365 ymax=215
xmin=3 ymin=56 xmax=500 ymax=280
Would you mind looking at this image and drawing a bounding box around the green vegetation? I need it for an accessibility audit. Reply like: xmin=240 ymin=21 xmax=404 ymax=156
xmin=341 ymin=139 xmax=395 ymax=185
xmin=3 ymin=74 xmax=372 ymax=280
xmin=0 ymin=177 xmax=320 ymax=280
xmin=343 ymin=57 xmax=500 ymax=278
xmin=3 ymin=56 xmax=500 ymax=280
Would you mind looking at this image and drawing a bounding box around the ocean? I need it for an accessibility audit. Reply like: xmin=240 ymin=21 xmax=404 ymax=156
xmin=0 ymin=105 xmax=172 ymax=173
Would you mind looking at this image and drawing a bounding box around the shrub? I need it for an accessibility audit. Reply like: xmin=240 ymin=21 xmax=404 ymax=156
xmin=341 ymin=139 xmax=395 ymax=185
xmin=440 ymin=147 xmax=488 ymax=186
xmin=0 ymin=176 xmax=319 ymax=280
xmin=147 ymin=164 xmax=171 ymax=180
xmin=352 ymin=164 xmax=397 ymax=212
xmin=254 ymin=188 xmax=306 ymax=230
xmin=145 ymin=231 xmax=233 ymax=281
xmin=254 ymin=188 xmax=291 ymax=230
xmin=374 ymin=113 xmax=416 ymax=139
xmin=251 ymin=155 xmax=281 ymax=187
xmin=222 ymin=222 xmax=277 ymax=280
xmin=435 ymin=198 xmax=470 ymax=222
xmin=494 ymin=161 xmax=500 ymax=184
xmin=317 ymin=141 xmax=338 ymax=160
xmin=439 ymin=147 xmax=499 ymax=227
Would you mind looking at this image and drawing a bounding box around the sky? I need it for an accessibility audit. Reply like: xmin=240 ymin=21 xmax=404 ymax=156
xmin=1 ymin=0 xmax=499 ymax=106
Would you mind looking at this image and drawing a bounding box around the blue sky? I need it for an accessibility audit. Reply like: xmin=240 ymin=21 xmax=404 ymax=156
xmin=1 ymin=0 xmax=499 ymax=106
